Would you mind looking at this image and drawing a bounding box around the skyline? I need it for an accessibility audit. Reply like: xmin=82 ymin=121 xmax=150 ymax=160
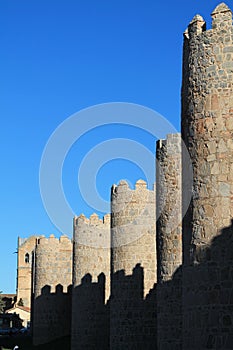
xmin=0 ymin=0 xmax=225 ymax=293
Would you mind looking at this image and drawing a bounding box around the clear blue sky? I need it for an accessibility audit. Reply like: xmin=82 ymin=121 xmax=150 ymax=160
xmin=0 ymin=0 xmax=225 ymax=293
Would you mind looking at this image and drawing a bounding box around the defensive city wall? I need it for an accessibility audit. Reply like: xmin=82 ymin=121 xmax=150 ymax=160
xmin=16 ymin=4 xmax=233 ymax=349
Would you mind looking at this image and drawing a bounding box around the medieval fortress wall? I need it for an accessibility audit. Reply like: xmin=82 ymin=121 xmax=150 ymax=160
xmin=111 ymin=179 xmax=156 ymax=296
xmin=33 ymin=235 xmax=72 ymax=298
xmin=71 ymin=213 xmax=111 ymax=349
xmin=156 ymin=133 xmax=182 ymax=349
xmin=16 ymin=3 xmax=233 ymax=349
xmin=32 ymin=235 xmax=73 ymax=345
xmin=182 ymin=3 xmax=233 ymax=348
xmin=110 ymin=179 xmax=156 ymax=349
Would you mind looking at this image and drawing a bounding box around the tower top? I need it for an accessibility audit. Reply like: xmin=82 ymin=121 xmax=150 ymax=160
xmin=187 ymin=14 xmax=206 ymax=37
xmin=190 ymin=14 xmax=205 ymax=24
xmin=211 ymin=2 xmax=232 ymax=30
xmin=212 ymin=3 xmax=232 ymax=15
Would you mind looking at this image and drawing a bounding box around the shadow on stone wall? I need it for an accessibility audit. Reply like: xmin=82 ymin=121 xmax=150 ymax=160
xmin=157 ymin=267 xmax=182 ymax=349
xmin=109 ymin=263 xmax=157 ymax=349
xmin=71 ymin=273 xmax=109 ymax=349
xmin=32 ymin=220 xmax=233 ymax=349
xmin=182 ymin=219 xmax=233 ymax=349
xmin=157 ymin=219 xmax=233 ymax=349
xmin=33 ymin=284 xmax=72 ymax=346
xmin=71 ymin=264 xmax=157 ymax=349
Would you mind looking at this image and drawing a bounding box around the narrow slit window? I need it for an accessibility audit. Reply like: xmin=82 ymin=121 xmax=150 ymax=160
xmin=25 ymin=253 xmax=30 ymax=264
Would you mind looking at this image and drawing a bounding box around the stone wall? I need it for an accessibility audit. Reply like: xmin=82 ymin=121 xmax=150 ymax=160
xmin=181 ymin=3 xmax=233 ymax=348
xmin=20 ymin=4 xmax=233 ymax=349
xmin=33 ymin=235 xmax=72 ymax=345
xmin=71 ymin=213 xmax=110 ymax=350
xmin=156 ymin=134 xmax=182 ymax=282
xmin=111 ymin=179 xmax=156 ymax=295
xmin=110 ymin=179 xmax=156 ymax=349
xmin=156 ymin=134 xmax=182 ymax=349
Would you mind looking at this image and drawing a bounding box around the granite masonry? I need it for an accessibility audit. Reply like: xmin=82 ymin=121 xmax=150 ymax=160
xmin=16 ymin=3 xmax=233 ymax=349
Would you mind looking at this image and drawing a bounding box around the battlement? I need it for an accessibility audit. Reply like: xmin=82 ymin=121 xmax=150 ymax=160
xmin=156 ymin=133 xmax=181 ymax=154
xmin=212 ymin=3 xmax=232 ymax=30
xmin=73 ymin=212 xmax=110 ymax=249
xmin=36 ymin=234 xmax=72 ymax=246
xmin=185 ymin=3 xmax=232 ymax=39
xmin=212 ymin=2 xmax=232 ymax=15
xmin=74 ymin=213 xmax=111 ymax=227
xmin=187 ymin=15 xmax=206 ymax=37
xmin=112 ymin=179 xmax=155 ymax=196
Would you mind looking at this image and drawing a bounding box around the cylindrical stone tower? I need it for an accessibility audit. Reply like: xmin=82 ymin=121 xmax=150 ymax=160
xmin=156 ymin=133 xmax=182 ymax=282
xmin=111 ymin=179 xmax=156 ymax=295
xmin=71 ymin=213 xmax=110 ymax=350
xmin=182 ymin=3 xmax=233 ymax=348
xmin=156 ymin=133 xmax=182 ymax=349
xmin=110 ymin=179 xmax=156 ymax=349
xmin=34 ymin=235 xmax=72 ymax=298
xmin=33 ymin=235 xmax=72 ymax=345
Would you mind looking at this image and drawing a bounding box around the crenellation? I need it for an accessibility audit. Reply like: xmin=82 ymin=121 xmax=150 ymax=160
xmin=135 ymin=178 xmax=147 ymax=190
xmin=74 ymin=213 xmax=111 ymax=227
xmin=89 ymin=212 xmax=102 ymax=225
xmin=212 ymin=3 xmax=232 ymax=31
xmin=103 ymin=213 xmax=111 ymax=224
xmin=188 ymin=15 xmax=206 ymax=37
xmin=34 ymin=235 xmax=72 ymax=247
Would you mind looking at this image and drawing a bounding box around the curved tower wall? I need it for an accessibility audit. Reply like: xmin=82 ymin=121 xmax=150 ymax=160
xmin=33 ymin=235 xmax=72 ymax=345
xmin=182 ymin=4 xmax=233 ymax=264
xmin=111 ymin=179 xmax=156 ymax=296
xmin=156 ymin=134 xmax=182 ymax=349
xmin=34 ymin=235 xmax=72 ymax=298
xmin=71 ymin=213 xmax=110 ymax=350
xmin=156 ymin=133 xmax=182 ymax=282
xmin=110 ymin=179 xmax=156 ymax=350
xmin=182 ymin=4 xmax=233 ymax=348
xmin=72 ymin=213 xmax=111 ymax=299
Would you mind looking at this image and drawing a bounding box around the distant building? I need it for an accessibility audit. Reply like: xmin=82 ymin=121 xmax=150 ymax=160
xmin=5 ymin=305 xmax=30 ymax=328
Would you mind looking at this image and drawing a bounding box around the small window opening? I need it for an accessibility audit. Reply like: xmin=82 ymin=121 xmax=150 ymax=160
xmin=25 ymin=253 xmax=30 ymax=264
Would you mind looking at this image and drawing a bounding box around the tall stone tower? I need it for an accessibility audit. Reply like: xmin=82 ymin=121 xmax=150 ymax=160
xmin=110 ymin=179 xmax=156 ymax=349
xmin=111 ymin=179 xmax=156 ymax=295
xmin=156 ymin=134 xmax=182 ymax=283
xmin=71 ymin=213 xmax=110 ymax=350
xmin=182 ymin=3 xmax=233 ymax=348
xmin=156 ymin=134 xmax=182 ymax=349
xmin=33 ymin=235 xmax=72 ymax=345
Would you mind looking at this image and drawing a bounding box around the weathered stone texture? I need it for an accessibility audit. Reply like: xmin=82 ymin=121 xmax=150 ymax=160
xmin=110 ymin=179 xmax=157 ymax=349
xmin=33 ymin=235 xmax=72 ymax=345
xmin=111 ymin=179 xmax=156 ymax=295
xmin=71 ymin=214 xmax=110 ymax=350
xmin=17 ymin=236 xmax=41 ymax=308
xmin=17 ymin=4 xmax=233 ymax=350
xmin=182 ymin=3 xmax=233 ymax=348
xmin=156 ymin=134 xmax=182 ymax=349
xmin=156 ymin=134 xmax=182 ymax=282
